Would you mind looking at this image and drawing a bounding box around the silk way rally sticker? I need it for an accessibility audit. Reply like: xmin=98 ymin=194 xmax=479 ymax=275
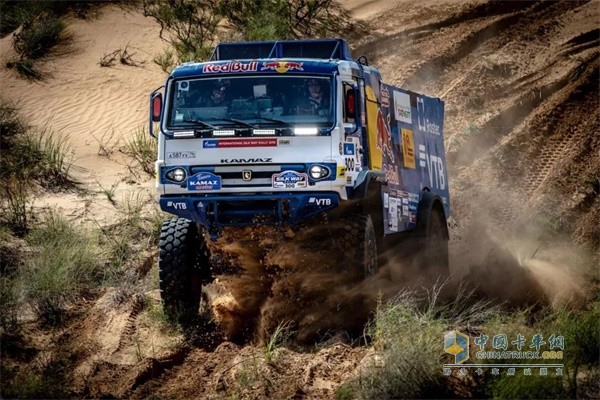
xmin=187 ymin=172 xmax=221 ymax=191
xmin=272 ymin=170 xmax=308 ymax=189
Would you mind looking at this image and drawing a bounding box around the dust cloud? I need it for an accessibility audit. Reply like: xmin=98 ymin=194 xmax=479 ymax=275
xmin=204 ymin=210 xmax=594 ymax=345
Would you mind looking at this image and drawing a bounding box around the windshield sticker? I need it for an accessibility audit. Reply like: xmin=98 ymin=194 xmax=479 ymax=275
xmin=202 ymin=61 xmax=258 ymax=74
xmin=187 ymin=172 xmax=221 ymax=191
xmin=261 ymin=61 xmax=304 ymax=73
xmin=203 ymin=138 xmax=277 ymax=148
xmin=272 ymin=171 xmax=308 ymax=189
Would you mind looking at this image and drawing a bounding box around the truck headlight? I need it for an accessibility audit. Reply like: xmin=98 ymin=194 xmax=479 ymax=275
xmin=166 ymin=168 xmax=187 ymax=182
xmin=309 ymin=165 xmax=329 ymax=180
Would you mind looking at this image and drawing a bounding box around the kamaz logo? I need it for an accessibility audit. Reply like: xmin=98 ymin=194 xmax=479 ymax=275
xmin=309 ymin=197 xmax=332 ymax=206
xmin=190 ymin=180 xmax=218 ymax=186
xmin=220 ymin=158 xmax=273 ymax=163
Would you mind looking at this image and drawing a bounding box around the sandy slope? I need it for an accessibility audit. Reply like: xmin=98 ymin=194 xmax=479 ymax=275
xmin=1 ymin=1 xmax=598 ymax=398
xmin=0 ymin=5 xmax=166 ymax=222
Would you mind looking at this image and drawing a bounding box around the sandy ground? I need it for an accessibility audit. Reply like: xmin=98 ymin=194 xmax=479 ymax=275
xmin=1 ymin=0 xmax=598 ymax=398
xmin=0 ymin=5 xmax=166 ymax=224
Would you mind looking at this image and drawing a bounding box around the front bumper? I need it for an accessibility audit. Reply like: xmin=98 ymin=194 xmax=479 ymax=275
xmin=160 ymin=192 xmax=340 ymax=238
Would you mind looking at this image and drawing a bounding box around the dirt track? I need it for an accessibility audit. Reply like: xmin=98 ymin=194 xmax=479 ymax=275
xmin=3 ymin=1 xmax=599 ymax=398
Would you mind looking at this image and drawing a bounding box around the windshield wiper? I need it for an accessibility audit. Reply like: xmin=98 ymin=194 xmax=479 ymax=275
xmin=209 ymin=117 xmax=257 ymax=129
xmin=253 ymin=116 xmax=292 ymax=127
xmin=181 ymin=119 xmax=217 ymax=129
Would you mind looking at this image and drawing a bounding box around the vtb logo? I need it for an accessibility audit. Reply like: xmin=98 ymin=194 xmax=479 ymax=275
xmin=444 ymin=331 xmax=469 ymax=364
xmin=242 ymin=170 xmax=252 ymax=181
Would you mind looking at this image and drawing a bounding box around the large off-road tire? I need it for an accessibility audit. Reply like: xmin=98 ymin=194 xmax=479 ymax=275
xmin=347 ymin=213 xmax=378 ymax=277
xmin=422 ymin=207 xmax=449 ymax=277
xmin=159 ymin=218 xmax=210 ymax=323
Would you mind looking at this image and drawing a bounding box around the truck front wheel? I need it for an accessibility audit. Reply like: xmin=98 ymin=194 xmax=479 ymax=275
xmin=159 ymin=218 xmax=209 ymax=323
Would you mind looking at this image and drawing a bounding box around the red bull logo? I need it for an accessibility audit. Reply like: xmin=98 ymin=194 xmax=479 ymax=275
xmin=203 ymin=61 xmax=258 ymax=74
xmin=376 ymin=109 xmax=395 ymax=163
xmin=261 ymin=61 xmax=304 ymax=73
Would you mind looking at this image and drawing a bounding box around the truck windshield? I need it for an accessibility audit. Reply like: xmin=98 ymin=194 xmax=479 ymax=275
xmin=167 ymin=75 xmax=334 ymax=129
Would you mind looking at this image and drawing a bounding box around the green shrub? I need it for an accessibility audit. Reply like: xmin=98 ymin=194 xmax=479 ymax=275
xmin=13 ymin=18 xmax=67 ymax=60
xmin=123 ymin=127 xmax=157 ymax=177
xmin=22 ymin=212 xmax=101 ymax=324
xmin=143 ymin=0 xmax=366 ymax=65
xmin=0 ymin=98 xmax=72 ymax=191
xmin=1 ymin=181 xmax=33 ymax=236
xmin=153 ymin=48 xmax=176 ymax=73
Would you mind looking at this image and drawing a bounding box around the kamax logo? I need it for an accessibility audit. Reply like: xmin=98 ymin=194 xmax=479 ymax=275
xmin=220 ymin=158 xmax=273 ymax=163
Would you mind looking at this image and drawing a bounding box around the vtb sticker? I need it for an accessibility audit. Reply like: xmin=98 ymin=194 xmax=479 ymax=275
xmin=272 ymin=170 xmax=308 ymax=189
xmin=187 ymin=172 xmax=221 ymax=191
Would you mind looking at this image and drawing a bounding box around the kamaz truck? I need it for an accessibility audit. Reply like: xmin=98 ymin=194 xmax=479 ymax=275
xmin=149 ymin=39 xmax=450 ymax=320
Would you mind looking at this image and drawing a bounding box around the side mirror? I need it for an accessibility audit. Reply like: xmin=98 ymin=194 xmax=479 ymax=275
xmin=345 ymin=88 xmax=356 ymax=119
xmin=152 ymin=93 xmax=162 ymax=122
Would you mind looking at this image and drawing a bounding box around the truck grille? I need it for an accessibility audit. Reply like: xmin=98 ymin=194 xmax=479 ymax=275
xmin=190 ymin=164 xmax=305 ymax=188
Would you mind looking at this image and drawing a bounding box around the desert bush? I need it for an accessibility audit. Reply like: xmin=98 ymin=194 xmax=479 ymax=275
xmin=338 ymin=284 xmax=506 ymax=399
xmin=13 ymin=17 xmax=67 ymax=60
xmin=216 ymin=0 xmax=360 ymax=41
xmin=1 ymin=181 xmax=34 ymax=236
xmin=22 ymin=212 xmax=101 ymax=324
xmin=143 ymin=0 xmax=366 ymax=65
xmin=123 ymin=127 xmax=157 ymax=177
xmin=0 ymin=98 xmax=72 ymax=191
xmin=153 ymin=48 xmax=176 ymax=73
xmin=143 ymin=0 xmax=220 ymax=63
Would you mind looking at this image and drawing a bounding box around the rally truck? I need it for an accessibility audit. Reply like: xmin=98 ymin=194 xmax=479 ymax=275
xmin=149 ymin=39 xmax=450 ymax=320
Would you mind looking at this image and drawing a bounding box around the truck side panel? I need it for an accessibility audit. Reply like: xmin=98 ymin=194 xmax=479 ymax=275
xmin=374 ymin=83 xmax=449 ymax=234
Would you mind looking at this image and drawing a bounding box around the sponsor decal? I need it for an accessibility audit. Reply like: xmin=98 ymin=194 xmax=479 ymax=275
xmin=202 ymin=61 xmax=258 ymax=74
xmin=277 ymin=138 xmax=292 ymax=146
xmin=418 ymin=144 xmax=446 ymax=190
xmin=166 ymin=201 xmax=187 ymax=210
xmin=384 ymin=164 xmax=401 ymax=185
xmin=308 ymin=197 xmax=332 ymax=206
xmin=343 ymin=143 xmax=355 ymax=155
xmin=376 ymin=109 xmax=395 ymax=162
xmin=261 ymin=61 xmax=304 ymax=73
xmin=337 ymin=166 xmax=346 ymax=177
xmin=187 ymin=172 xmax=221 ymax=191
xmin=401 ymin=128 xmax=416 ymax=169
xmin=272 ymin=170 xmax=308 ymax=189
xmin=393 ymin=91 xmax=412 ymax=124
xmin=381 ymin=86 xmax=390 ymax=108
xmin=204 ymin=138 xmax=277 ymax=148
xmin=417 ymin=97 xmax=441 ymax=135
xmin=402 ymin=205 xmax=409 ymax=216
xmin=221 ymin=158 xmax=273 ymax=164
xmin=167 ymin=151 xmax=196 ymax=159
xmin=409 ymin=212 xmax=416 ymax=224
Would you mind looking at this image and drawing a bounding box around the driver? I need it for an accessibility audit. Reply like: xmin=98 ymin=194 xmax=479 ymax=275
xmin=295 ymin=78 xmax=329 ymax=115
xmin=205 ymin=82 xmax=227 ymax=107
